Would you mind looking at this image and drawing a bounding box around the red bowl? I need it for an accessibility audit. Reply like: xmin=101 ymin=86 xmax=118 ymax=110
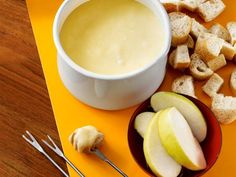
xmin=128 ymin=94 xmax=222 ymax=177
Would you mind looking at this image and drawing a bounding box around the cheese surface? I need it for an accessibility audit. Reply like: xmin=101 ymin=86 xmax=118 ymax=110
xmin=60 ymin=0 xmax=165 ymax=75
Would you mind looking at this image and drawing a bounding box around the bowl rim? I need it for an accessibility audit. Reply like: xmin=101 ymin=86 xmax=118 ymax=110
xmin=53 ymin=0 xmax=171 ymax=80
xmin=127 ymin=93 xmax=222 ymax=177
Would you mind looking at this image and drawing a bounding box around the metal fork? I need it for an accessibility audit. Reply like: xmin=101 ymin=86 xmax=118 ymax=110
xmin=91 ymin=148 xmax=128 ymax=177
xmin=22 ymin=131 xmax=69 ymax=177
xmin=42 ymin=135 xmax=85 ymax=177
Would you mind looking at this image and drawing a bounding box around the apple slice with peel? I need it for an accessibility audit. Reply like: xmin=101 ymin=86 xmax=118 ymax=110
xmin=158 ymin=107 xmax=207 ymax=170
xmin=143 ymin=111 xmax=182 ymax=177
xmin=151 ymin=91 xmax=207 ymax=142
xmin=134 ymin=112 xmax=154 ymax=138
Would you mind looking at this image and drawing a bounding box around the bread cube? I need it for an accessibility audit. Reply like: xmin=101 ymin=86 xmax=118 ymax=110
xmin=226 ymin=22 xmax=236 ymax=45
xmin=197 ymin=0 xmax=225 ymax=22
xmin=190 ymin=18 xmax=208 ymax=39
xmin=172 ymin=75 xmax=196 ymax=98
xmin=195 ymin=32 xmax=224 ymax=62
xmin=230 ymin=69 xmax=236 ymax=96
xmin=189 ymin=53 xmax=213 ymax=80
xmin=210 ymin=23 xmax=230 ymax=42
xmin=212 ymin=94 xmax=236 ymax=124
xmin=207 ymin=54 xmax=227 ymax=71
xmin=202 ymin=73 xmax=224 ymax=97
xmin=168 ymin=45 xmax=191 ymax=69
xmin=220 ymin=41 xmax=236 ymax=60
xmin=169 ymin=12 xmax=192 ymax=46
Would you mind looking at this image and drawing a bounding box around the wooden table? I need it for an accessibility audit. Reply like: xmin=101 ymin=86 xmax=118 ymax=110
xmin=0 ymin=0 xmax=66 ymax=176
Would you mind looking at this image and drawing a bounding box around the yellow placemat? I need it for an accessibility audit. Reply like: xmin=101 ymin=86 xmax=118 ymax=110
xmin=26 ymin=0 xmax=236 ymax=176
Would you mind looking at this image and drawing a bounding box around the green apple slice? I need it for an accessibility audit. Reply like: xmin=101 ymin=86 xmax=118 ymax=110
xmin=151 ymin=91 xmax=207 ymax=142
xmin=143 ymin=111 xmax=182 ymax=177
xmin=134 ymin=112 xmax=155 ymax=138
xmin=158 ymin=107 xmax=207 ymax=170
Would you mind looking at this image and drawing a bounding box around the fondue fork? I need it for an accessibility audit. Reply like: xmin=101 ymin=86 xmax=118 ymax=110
xmin=90 ymin=148 xmax=128 ymax=177
xmin=22 ymin=131 xmax=69 ymax=177
xmin=42 ymin=135 xmax=85 ymax=177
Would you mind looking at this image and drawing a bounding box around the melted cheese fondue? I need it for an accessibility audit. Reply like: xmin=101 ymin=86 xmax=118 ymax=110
xmin=60 ymin=0 xmax=165 ymax=75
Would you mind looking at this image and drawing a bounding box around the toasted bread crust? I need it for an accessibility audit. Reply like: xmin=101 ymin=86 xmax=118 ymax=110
xmin=195 ymin=33 xmax=224 ymax=62
xmin=172 ymin=75 xmax=196 ymax=97
xmin=169 ymin=12 xmax=192 ymax=46
xmin=220 ymin=42 xmax=236 ymax=60
xmin=189 ymin=53 xmax=213 ymax=80
xmin=230 ymin=70 xmax=236 ymax=96
xmin=227 ymin=22 xmax=236 ymax=45
xmin=179 ymin=0 xmax=197 ymax=12
xmin=168 ymin=45 xmax=190 ymax=69
xmin=172 ymin=35 xmax=195 ymax=48
xmin=207 ymin=54 xmax=227 ymax=71
xmin=211 ymin=94 xmax=236 ymax=124
xmin=190 ymin=18 xmax=208 ymax=39
xmin=210 ymin=23 xmax=231 ymax=42
xmin=168 ymin=49 xmax=177 ymax=68
xmin=202 ymin=73 xmax=224 ymax=97
xmin=197 ymin=0 xmax=225 ymax=22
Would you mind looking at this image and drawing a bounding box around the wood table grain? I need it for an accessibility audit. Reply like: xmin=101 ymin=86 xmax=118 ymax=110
xmin=0 ymin=0 xmax=67 ymax=176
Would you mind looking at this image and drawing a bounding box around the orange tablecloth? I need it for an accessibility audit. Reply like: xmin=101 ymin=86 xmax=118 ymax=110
xmin=26 ymin=0 xmax=236 ymax=176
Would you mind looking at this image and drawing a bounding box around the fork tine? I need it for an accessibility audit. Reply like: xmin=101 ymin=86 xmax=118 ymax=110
xmin=23 ymin=131 xmax=44 ymax=153
xmin=26 ymin=130 xmax=37 ymax=142
xmin=22 ymin=134 xmax=33 ymax=144
xmin=47 ymin=135 xmax=57 ymax=148
xmin=42 ymin=139 xmax=55 ymax=151
xmin=42 ymin=135 xmax=85 ymax=177
xmin=42 ymin=138 xmax=63 ymax=157
xmin=22 ymin=132 xmax=69 ymax=177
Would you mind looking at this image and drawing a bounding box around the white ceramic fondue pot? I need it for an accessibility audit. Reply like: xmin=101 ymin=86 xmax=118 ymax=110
xmin=53 ymin=0 xmax=171 ymax=110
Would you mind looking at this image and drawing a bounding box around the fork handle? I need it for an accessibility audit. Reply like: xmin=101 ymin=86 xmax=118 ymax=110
xmin=42 ymin=151 xmax=69 ymax=177
xmin=92 ymin=149 xmax=128 ymax=177
xmin=104 ymin=158 xmax=128 ymax=177
xmin=63 ymin=156 xmax=85 ymax=177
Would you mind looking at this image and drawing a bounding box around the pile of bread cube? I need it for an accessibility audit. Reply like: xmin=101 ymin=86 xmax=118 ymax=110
xmin=161 ymin=0 xmax=236 ymax=124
